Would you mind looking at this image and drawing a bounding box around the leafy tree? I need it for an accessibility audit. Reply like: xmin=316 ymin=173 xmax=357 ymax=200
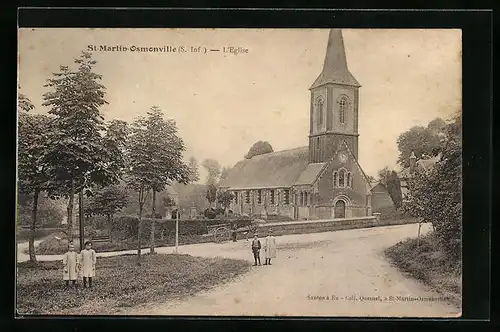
xmin=127 ymin=106 xmax=190 ymax=257
xmin=220 ymin=166 xmax=231 ymax=182
xmin=42 ymin=51 xmax=122 ymax=241
xmin=427 ymin=117 xmax=447 ymax=134
xmin=403 ymin=113 xmax=462 ymax=260
xmin=216 ymin=190 xmax=234 ymax=215
xmin=396 ymin=126 xmax=442 ymax=168
xmin=145 ymin=106 xmax=190 ymax=253
xmin=377 ymin=167 xmax=403 ymax=209
xmin=84 ymin=184 xmax=128 ymax=229
xmin=245 ymin=140 xmax=273 ymax=159
xmin=202 ymin=159 xmax=221 ymax=185
xmin=18 ymin=100 xmax=53 ymax=262
xmin=163 ymin=195 xmax=176 ymax=208
xmin=18 ymin=91 xmax=35 ymax=112
xmin=188 ymin=157 xmax=200 ymax=183
xmin=206 ymin=184 xmax=217 ymax=208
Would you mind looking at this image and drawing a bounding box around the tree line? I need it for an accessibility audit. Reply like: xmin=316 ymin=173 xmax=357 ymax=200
xmin=18 ymin=52 xmax=193 ymax=264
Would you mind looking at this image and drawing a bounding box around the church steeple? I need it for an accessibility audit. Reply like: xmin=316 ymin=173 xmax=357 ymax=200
xmin=310 ymin=29 xmax=360 ymax=89
xmin=308 ymin=29 xmax=361 ymax=164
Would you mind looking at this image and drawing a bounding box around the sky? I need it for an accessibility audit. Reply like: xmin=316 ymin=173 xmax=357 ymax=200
xmin=18 ymin=28 xmax=461 ymax=180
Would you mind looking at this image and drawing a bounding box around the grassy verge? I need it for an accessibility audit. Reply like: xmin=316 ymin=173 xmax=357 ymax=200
xmin=17 ymin=253 xmax=251 ymax=315
xmin=29 ymin=231 xmax=215 ymax=255
xmin=384 ymin=232 xmax=462 ymax=307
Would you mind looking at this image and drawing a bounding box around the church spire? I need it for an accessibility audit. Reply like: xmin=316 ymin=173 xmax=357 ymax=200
xmin=310 ymin=29 xmax=360 ymax=89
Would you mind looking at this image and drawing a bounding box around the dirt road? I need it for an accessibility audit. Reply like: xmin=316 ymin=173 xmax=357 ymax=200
xmin=116 ymin=223 xmax=461 ymax=317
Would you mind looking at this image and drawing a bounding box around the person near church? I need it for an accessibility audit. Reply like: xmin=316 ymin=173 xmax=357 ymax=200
xmin=263 ymin=230 xmax=277 ymax=265
xmin=231 ymin=222 xmax=238 ymax=242
xmin=62 ymin=241 xmax=79 ymax=287
xmin=80 ymin=241 xmax=97 ymax=288
xmin=251 ymin=234 xmax=262 ymax=266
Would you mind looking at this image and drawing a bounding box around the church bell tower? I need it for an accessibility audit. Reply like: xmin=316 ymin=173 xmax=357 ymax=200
xmin=309 ymin=29 xmax=361 ymax=163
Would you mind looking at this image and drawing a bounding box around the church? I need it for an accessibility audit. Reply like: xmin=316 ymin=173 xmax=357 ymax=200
xmin=218 ymin=29 xmax=393 ymax=220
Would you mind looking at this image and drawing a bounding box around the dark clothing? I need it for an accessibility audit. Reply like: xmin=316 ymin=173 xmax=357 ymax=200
xmin=65 ymin=280 xmax=76 ymax=287
xmin=253 ymin=249 xmax=261 ymax=265
xmin=252 ymin=239 xmax=261 ymax=265
xmin=251 ymin=239 xmax=261 ymax=250
xmin=231 ymin=225 xmax=238 ymax=242
xmin=83 ymin=277 xmax=92 ymax=288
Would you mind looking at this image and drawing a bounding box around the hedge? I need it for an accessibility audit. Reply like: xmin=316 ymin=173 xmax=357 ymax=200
xmin=111 ymin=215 xmax=254 ymax=241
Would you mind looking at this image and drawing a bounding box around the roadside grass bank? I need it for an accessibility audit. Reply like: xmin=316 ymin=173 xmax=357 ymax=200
xmin=16 ymin=254 xmax=251 ymax=315
xmin=384 ymin=232 xmax=462 ymax=308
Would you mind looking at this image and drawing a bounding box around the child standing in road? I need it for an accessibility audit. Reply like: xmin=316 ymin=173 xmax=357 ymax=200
xmin=251 ymin=234 xmax=261 ymax=266
xmin=62 ymin=241 xmax=79 ymax=287
xmin=80 ymin=241 xmax=96 ymax=288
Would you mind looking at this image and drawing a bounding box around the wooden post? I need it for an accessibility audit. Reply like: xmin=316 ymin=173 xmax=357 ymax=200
xmin=175 ymin=209 xmax=179 ymax=253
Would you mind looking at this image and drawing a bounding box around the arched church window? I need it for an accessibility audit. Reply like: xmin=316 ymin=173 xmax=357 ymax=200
xmin=333 ymin=171 xmax=338 ymax=187
xmin=347 ymin=173 xmax=351 ymax=188
xmin=337 ymin=96 xmax=349 ymax=125
xmin=316 ymin=97 xmax=324 ymax=126
xmin=338 ymin=169 xmax=345 ymax=187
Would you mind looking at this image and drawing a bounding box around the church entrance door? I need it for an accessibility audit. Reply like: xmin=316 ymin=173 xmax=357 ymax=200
xmin=334 ymin=200 xmax=346 ymax=218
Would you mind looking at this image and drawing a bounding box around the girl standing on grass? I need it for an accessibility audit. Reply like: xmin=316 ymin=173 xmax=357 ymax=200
xmin=62 ymin=241 xmax=79 ymax=287
xmin=80 ymin=241 xmax=96 ymax=288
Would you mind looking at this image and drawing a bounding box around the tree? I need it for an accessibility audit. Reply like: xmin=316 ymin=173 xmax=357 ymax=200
xmin=188 ymin=156 xmax=200 ymax=183
xmin=244 ymin=140 xmax=273 ymax=159
xmin=388 ymin=171 xmax=403 ymax=209
xmin=42 ymin=51 xmax=122 ymax=241
xmin=206 ymin=184 xmax=217 ymax=208
xmin=202 ymin=159 xmax=221 ymax=185
xmin=18 ymin=91 xmax=35 ymax=112
xmin=216 ymin=190 xmax=234 ymax=215
xmin=127 ymin=106 xmax=190 ymax=257
xmin=396 ymin=125 xmax=442 ymax=168
xmin=85 ymin=184 xmax=128 ymax=232
xmin=427 ymin=117 xmax=447 ymax=134
xmin=220 ymin=166 xmax=231 ymax=182
xmin=18 ymin=110 xmax=53 ymax=263
xmin=145 ymin=106 xmax=190 ymax=253
xmin=377 ymin=167 xmax=403 ymax=209
xmin=403 ymin=113 xmax=462 ymax=259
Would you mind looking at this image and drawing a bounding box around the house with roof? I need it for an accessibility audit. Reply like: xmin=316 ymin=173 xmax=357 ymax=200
xmin=218 ymin=29 xmax=393 ymax=220
xmin=399 ymin=151 xmax=441 ymax=201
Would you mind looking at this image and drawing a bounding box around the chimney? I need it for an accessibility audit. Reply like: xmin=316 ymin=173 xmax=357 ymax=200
xmin=409 ymin=151 xmax=417 ymax=174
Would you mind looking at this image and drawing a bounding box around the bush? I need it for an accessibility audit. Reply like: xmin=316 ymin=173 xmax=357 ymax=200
xmin=203 ymin=208 xmax=216 ymax=219
xmin=385 ymin=233 xmax=462 ymax=300
xmin=112 ymin=215 xmax=210 ymax=241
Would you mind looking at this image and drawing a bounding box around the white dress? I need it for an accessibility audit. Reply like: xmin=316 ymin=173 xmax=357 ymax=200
xmin=80 ymin=249 xmax=96 ymax=278
xmin=62 ymin=251 xmax=78 ymax=281
xmin=264 ymin=236 xmax=277 ymax=259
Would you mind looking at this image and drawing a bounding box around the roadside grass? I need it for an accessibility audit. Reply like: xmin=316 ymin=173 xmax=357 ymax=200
xmin=16 ymin=253 xmax=251 ymax=315
xmin=30 ymin=231 xmax=214 ymax=255
xmin=384 ymin=232 xmax=462 ymax=306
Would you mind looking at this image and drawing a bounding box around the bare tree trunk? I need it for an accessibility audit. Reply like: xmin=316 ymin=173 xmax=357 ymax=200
xmin=29 ymin=189 xmax=40 ymax=263
xmin=137 ymin=187 xmax=143 ymax=265
xmin=150 ymin=190 xmax=156 ymax=254
xmin=67 ymin=176 xmax=75 ymax=241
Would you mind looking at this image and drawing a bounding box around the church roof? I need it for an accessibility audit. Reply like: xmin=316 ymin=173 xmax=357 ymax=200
xmin=294 ymin=162 xmax=327 ymax=186
xmin=218 ymin=147 xmax=309 ymax=190
xmin=310 ymin=29 xmax=360 ymax=89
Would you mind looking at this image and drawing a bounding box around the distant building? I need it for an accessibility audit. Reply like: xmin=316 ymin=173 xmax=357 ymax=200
xmin=398 ymin=151 xmax=441 ymax=201
xmin=218 ymin=29 xmax=392 ymax=220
